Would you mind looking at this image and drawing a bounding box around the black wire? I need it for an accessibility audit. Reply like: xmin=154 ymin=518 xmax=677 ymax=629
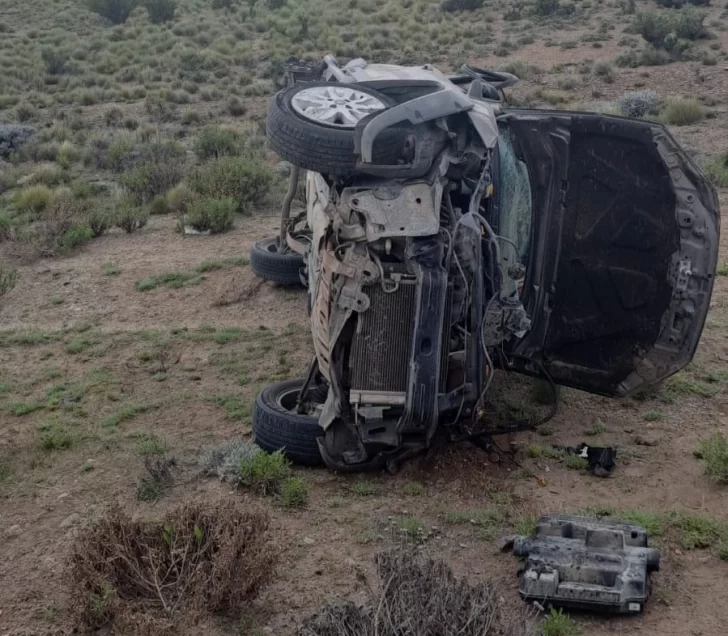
xmin=464 ymin=351 xmax=559 ymax=439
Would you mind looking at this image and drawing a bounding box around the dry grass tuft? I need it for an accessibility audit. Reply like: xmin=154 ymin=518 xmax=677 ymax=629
xmin=70 ymin=501 xmax=277 ymax=634
xmin=298 ymin=547 xmax=536 ymax=636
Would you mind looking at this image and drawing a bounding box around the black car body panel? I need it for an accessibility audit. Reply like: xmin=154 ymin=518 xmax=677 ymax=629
xmin=500 ymin=111 xmax=720 ymax=396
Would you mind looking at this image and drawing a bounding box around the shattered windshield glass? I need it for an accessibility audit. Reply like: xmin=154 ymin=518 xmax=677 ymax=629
xmin=496 ymin=123 xmax=532 ymax=267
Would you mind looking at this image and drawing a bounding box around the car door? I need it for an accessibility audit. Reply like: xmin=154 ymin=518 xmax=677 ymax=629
xmin=496 ymin=110 xmax=720 ymax=397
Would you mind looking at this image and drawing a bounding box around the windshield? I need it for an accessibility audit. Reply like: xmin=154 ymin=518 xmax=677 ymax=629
xmin=495 ymin=123 xmax=532 ymax=268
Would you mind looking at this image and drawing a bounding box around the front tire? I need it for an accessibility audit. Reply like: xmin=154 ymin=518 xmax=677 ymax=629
xmin=252 ymin=379 xmax=324 ymax=466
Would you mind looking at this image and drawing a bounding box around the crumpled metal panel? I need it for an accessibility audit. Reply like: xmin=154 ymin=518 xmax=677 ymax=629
xmin=514 ymin=515 xmax=660 ymax=614
xmin=340 ymin=181 xmax=442 ymax=241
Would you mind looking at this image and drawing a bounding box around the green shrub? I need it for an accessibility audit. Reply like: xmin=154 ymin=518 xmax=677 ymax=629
xmin=698 ymin=432 xmax=728 ymax=484
xmin=143 ymin=0 xmax=176 ymax=23
xmin=13 ymin=185 xmax=54 ymax=216
xmin=189 ymin=156 xmax=274 ymax=212
xmin=542 ymin=608 xmax=580 ymax=636
xmin=86 ymin=0 xmax=135 ymax=24
xmin=634 ymin=8 xmax=706 ymax=52
xmin=281 ymin=476 xmax=309 ymax=508
xmin=184 ymin=197 xmax=236 ymax=233
xmin=15 ymin=104 xmax=37 ymax=123
xmin=0 ymin=261 xmax=18 ymax=297
xmin=56 ymin=225 xmax=93 ymax=252
xmin=227 ymin=97 xmax=247 ymax=117
xmin=166 ymin=182 xmax=196 ymax=215
xmin=86 ymin=208 xmax=111 ymax=237
xmin=704 ymin=152 xmax=728 ymax=188
xmin=594 ymin=62 xmax=615 ymax=82
xmin=39 ymin=419 xmax=74 ymax=451
xmin=150 ymin=195 xmax=170 ymax=215
xmin=239 ymin=450 xmax=291 ymax=494
xmin=194 ymin=126 xmax=244 ymax=160
xmin=103 ymin=262 xmax=119 ymax=276
xmin=533 ymin=0 xmax=559 ymax=15
xmin=441 ymin=0 xmax=483 ymax=10
xmin=499 ymin=60 xmax=534 ymax=79
xmin=41 ymin=48 xmax=69 ymax=75
xmin=565 ymin=454 xmax=589 ymax=470
xmin=115 ymin=203 xmax=149 ymax=233
xmin=121 ymin=161 xmax=185 ymax=204
xmin=660 ymin=97 xmax=704 ymax=125
xmin=656 ymin=0 xmax=709 ymax=7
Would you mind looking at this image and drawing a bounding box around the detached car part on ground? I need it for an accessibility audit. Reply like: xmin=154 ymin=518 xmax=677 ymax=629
xmin=252 ymin=55 xmax=720 ymax=471
xmin=511 ymin=515 xmax=660 ymax=614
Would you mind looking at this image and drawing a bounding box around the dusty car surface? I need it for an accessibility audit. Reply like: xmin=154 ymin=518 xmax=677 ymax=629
xmin=250 ymin=55 xmax=720 ymax=472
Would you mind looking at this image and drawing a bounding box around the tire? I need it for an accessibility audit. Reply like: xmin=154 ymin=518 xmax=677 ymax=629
xmin=253 ymin=379 xmax=324 ymax=466
xmin=250 ymin=237 xmax=304 ymax=286
xmin=266 ymin=81 xmax=408 ymax=176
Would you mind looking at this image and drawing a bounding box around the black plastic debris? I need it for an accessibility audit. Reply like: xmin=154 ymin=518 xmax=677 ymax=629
xmin=512 ymin=515 xmax=660 ymax=614
xmin=554 ymin=443 xmax=617 ymax=477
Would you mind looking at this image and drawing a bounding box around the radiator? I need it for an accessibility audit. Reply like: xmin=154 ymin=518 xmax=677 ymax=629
xmin=349 ymin=282 xmax=416 ymax=398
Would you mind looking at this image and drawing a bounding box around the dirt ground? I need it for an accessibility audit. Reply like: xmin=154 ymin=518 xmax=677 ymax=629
xmin=0 ymin=190 xmax=726 ymax=635
xmin=2 ymin=0 xmax=728 ymax=631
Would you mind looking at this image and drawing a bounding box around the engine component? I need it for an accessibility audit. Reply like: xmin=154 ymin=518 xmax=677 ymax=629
xmin=513 ymin=515 xmax=660 ymax=614
xmin=341 ymin=181 xmax=442 ymax=241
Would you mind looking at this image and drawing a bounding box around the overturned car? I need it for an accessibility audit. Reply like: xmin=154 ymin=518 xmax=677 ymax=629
xmin=250 ymin=55 xmax=720 ymax=472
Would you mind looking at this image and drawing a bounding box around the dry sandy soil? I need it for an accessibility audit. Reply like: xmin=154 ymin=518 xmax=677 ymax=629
xmin=0 ymin=193 xmax=726 ymax=635
xmin=2 ymin=0 xmax=728 ymax=631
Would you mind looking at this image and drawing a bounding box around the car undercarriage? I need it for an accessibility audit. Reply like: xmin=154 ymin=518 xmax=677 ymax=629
xmin=250 ymin=55 xmax=720 ymax=472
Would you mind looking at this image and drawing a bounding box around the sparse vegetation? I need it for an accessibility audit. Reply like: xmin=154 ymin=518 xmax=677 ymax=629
xmin=396 ymin=516 xmax=426 ymax=540
xmin=0 ymin=0 xmax=726 ymax=630
xmin=183 ymin=196 xmax=236 ymax=233
xmin=0 ymin=261 xmax=19 ymax=297
xmin=618 ymin=90 xmax=661 ymax=117
xmin=239 ymin=449 xmax=291 ymax=494
xmin=39 ymin=419 xmax=74 ymax=451
xmin=102 ymin=262 xmax=119 ymax=276
xmin=660 ymin=97 xmax=705 ymax=125
xmin=704 ymin=152 xmax=728 ymax=188
xmin=351 ymin=480 xmax=378 ymax=497
xmin=541 ymin=608 xmax=580 ymax=636
xmin=441 ymin=0 xmax=483 ymax=12
xmin=199 ymin=440 xmax=262 ymax=483
xmin=403 ymin=481 xmax=425 ymax=496
xmin=698 ymin=432 xmax=728 ymax=484
xmin=86 ymin=0 xmax=135 ymax=24
xmin=281 ymin=476 xmax=309 ymax=508
xmin=103 ymin=402 xmax=149 ymax=428
xmin=188 ymin=156 xmax=274 ymax=213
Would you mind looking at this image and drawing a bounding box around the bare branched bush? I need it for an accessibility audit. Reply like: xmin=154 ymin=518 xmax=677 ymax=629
xmin=70 ymin=501 xmax=277 ymax=633
xmin=298 ymin=548 xmax=536 ymax=636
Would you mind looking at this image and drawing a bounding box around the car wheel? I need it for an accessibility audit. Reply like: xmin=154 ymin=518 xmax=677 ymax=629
xmin=252 ymin=379 xmax=324 ymax=466
xmin=250 ymin=237 xmax=304 ymax=286
xmin=266 ymin=81 xmax=408 ymax=176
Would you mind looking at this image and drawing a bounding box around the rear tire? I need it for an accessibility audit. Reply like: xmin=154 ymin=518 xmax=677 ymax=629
xmin=252 ymin=379 xmax=324 ymax=466
xmin=250 ymin=237 xmax=304 ymax=286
